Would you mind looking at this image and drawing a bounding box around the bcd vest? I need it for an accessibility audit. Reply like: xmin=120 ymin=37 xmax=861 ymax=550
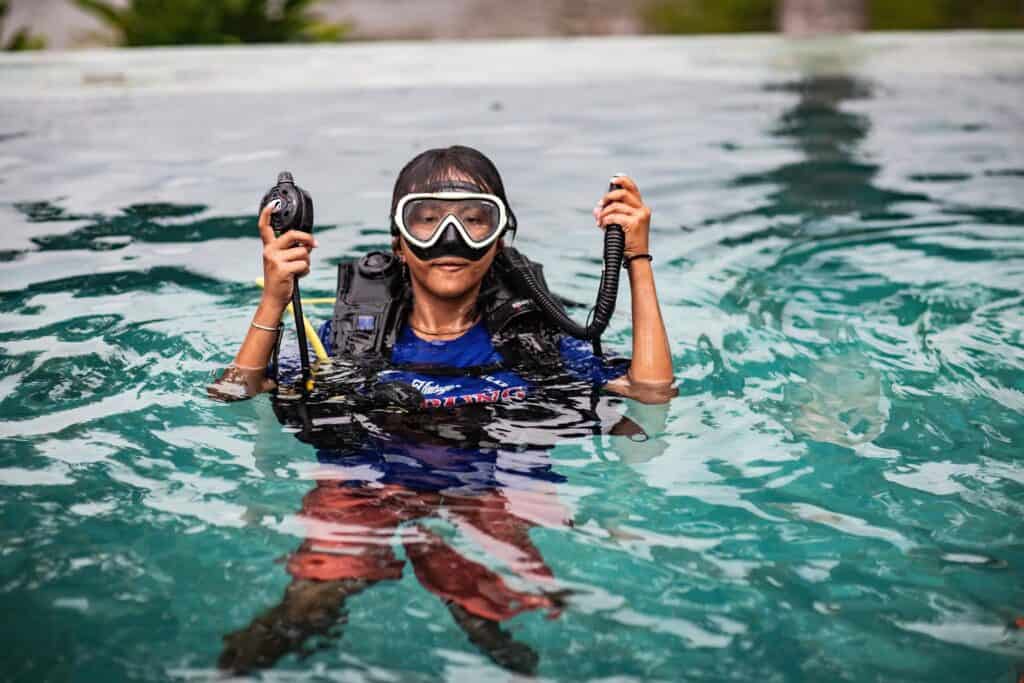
xmin=330 ymin=247 xmax=567 ymax=366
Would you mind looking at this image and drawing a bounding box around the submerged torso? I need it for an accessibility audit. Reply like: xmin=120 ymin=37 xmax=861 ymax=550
xmin=274 ymin=318 xmax=630 ymax=495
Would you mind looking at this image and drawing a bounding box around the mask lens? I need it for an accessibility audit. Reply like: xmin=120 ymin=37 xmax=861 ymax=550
xmin=454 ymin=200 xmax=500 ymax=242
xmin=402 ymin=197 xmax=501 ymax=244
xmin=403 ymin=199 xmax=446 ymax=241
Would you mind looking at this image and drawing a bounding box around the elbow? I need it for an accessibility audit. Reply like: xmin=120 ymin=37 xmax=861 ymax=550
xmin=629 ymin=383 xmax=678 ymax=405
xmin=628 ymin=367 xmax=678 ymax=404
xmin=206 ymin=366 xmax=276 ymax=402
xmin=606 ymin=374 xmax=678 ymax=404
xmin=206 ymin=380 xmax=250 ymax=402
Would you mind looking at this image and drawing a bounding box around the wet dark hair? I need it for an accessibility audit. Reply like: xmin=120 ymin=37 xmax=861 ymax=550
xmin=389 ymin=145 xmax=516 ymax=236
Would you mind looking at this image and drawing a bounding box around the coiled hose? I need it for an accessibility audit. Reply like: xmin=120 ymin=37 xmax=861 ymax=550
xmin=501 ymin=225 xmax=625 ymax=356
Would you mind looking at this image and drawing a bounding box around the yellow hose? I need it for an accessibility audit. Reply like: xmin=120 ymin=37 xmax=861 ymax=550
xmin=253 ymin=279 xmax=330 ymax=362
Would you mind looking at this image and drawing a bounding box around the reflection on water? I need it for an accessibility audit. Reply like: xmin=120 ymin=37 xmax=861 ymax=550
xmin=1 ymin=35 xmax=1023 ymax=682
xmin=219 ymin=367 xmax=656 ymax=674
xmin=741 ymin=75 xmax=894 ymax=447
xmin=745 ymin=76 xmax=924 ymax=222
xmin=221 ymin=482 xmax=566 ymax=675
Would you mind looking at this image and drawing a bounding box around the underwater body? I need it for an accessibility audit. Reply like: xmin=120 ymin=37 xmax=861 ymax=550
xmin=1 ymin=33 xmax=1023 ymax=681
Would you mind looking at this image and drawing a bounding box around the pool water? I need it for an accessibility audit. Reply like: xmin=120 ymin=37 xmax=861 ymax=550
xmin=1 ymin=33 xmax=1023 ymax=682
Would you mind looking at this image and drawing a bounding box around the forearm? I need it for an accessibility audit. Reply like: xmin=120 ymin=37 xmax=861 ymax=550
xmin=207 ymin=296 xmax=286 ymax=401
xmin=209 ymin=202 xmax=316 ymax=402
xmin=234 ymin=296 xmax=287 ymax=369
xmin=592 ymin=175 xmax=676 ymax=404
xmin=625 ymin=259 xmax=673 ymax=385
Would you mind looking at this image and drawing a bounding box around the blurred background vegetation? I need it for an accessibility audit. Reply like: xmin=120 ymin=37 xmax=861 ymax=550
xmin=73 ymin=0 xmax=348 ymax=46
xmin=644 ymin=0 xmax=1023 ymax=33
xmin=644 ymin=0 xmax=776 ymax=34
xmin=1 ymin=0 xmax=1021 ymax=51
xmin=1 ymin=0 xmax=47 ymax=49
xmin=867 ymin=0 xmax=1023 ymax=30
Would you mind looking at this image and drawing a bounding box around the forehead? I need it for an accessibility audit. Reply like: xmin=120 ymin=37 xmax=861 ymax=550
xmin=414 ymin=181 xmax=488 ymax=195
xmin=414 ymin=169 xmax=490 ymax=193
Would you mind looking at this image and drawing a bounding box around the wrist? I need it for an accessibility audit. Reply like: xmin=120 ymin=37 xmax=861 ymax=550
xmin=626 ymin=255 xmax=654 ymax=279
xmin=255 ymin=296 xmax=286 ymax=325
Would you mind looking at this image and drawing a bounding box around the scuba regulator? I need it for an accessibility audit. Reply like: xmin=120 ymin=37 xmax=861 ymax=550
xmin=261 ymin=171 xmax=314 ymax=235
xmin=260 ymin=171 xmax=315 ymax=390
xmin=496 ymin=181 xmax=625 ymax=356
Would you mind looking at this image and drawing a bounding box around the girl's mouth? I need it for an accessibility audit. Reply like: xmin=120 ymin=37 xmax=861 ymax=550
xmin=432 ymin=260 xmax=469 ymax=272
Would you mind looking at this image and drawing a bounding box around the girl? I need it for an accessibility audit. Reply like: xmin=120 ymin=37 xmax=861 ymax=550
xmin=215 ymin=146 xmax=675 ymax=674
xmin=220 ymin=145 xmax=674 ymax=404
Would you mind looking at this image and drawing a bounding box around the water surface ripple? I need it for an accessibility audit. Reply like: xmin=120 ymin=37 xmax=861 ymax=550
xmin=1 ymin=34 xmax=1022 ymax=682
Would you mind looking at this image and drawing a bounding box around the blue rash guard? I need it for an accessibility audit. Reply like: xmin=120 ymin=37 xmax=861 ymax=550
xmin=275 ymin=319 xmax=628 ymax=494
xmin=311 ymin=318 xmax=628 ymax=407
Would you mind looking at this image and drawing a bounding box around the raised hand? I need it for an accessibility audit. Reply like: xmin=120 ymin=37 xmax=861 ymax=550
xmin=593 ymin=175 xmax=652 ymax=258
xmin=258 ymin=200 xmax=317 ymax=309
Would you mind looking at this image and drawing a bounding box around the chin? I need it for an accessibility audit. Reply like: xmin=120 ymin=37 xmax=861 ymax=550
xmin=425 ymin=272 xmax=477 ymax=299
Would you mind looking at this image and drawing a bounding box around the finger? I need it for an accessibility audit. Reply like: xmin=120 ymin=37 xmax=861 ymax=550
xmin=599 ymin=189 xmax=642 ymax=209
xmin=277 ymin=246 xmax=312 ymax=262
xmin=599 ymin=212 xmax=633 ymax=229
xmin=258 ymin=200 xmax=281 ymax=245
xmin=282 ymin=261 xmax=311 ymax=276
xmin=609 ymin=174 xmax=639 ymax=193
xmin=271 ymin=230 xmax=315 ymax=250
xmin=599 ymin=202 xmax=636 ymax=220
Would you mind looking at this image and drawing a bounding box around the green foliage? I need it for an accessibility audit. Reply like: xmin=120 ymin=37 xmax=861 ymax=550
xmin=0 ymin=0 xmax=46 ymax=50
xmin=870 ymin=0 xmax=1022 ymax=30
xmin=74 ymin=0 xmax=349 ymax=47
xmin=642 ymin=0 xmax=1022 ymax=33
xmin=642 ymin=0 xmax=775 ymax=34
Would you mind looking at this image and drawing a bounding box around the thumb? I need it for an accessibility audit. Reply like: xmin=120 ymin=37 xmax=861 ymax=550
xmin=257 ymin=200 xmax=280 ymax=245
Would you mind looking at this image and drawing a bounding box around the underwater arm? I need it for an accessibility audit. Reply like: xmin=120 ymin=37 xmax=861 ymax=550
xmin=208 ymin=202 xmax=317 ymax=401
xmin=609 ymin=399 xmax=671 ymax=465
xmin=594 ymin=175 xmax=677 ymax=404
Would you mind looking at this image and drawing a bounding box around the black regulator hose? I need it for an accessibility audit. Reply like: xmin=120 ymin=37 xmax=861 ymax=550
xmin=502 ymin=200 xmax=625 ymax=356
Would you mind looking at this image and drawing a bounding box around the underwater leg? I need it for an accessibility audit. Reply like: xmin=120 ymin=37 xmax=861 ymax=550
xmin=217 ymin=578 xmax=374 ymax=674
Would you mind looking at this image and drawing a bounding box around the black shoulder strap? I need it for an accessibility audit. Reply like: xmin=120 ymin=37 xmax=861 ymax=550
xmin=331 ymin=252 xmax=408 ymax=358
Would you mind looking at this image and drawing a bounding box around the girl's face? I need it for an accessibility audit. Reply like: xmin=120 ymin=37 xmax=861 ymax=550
xmin=393 ymin=171 xmax=500 ymax=302
xmin=397 ymin=235 xmax=498 ymax=301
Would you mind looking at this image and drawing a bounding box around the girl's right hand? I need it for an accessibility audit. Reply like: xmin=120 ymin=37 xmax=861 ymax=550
xmin=258 ymin=200 xmax=317 ymax=308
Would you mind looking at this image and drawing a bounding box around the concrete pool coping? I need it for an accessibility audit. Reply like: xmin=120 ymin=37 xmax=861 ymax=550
xmin=1 ymin=32 xmax=1022 ymax=99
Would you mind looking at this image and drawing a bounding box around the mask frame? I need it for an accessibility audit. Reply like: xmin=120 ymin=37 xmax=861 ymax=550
xmin=393 ymin=190 xmax=510 ymax=253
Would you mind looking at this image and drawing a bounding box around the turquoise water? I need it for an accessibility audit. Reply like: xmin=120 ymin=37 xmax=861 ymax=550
xmin=2 ymin=33 xmax=1023 ymax=681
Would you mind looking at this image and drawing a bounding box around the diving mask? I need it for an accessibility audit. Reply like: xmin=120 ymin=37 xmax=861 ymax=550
xmin=394 ymin=184 xmax=512 ymax=262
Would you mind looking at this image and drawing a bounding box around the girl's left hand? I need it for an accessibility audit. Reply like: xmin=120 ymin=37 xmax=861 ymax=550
xmin=593 ymin=175 xmax=652 ymax=258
